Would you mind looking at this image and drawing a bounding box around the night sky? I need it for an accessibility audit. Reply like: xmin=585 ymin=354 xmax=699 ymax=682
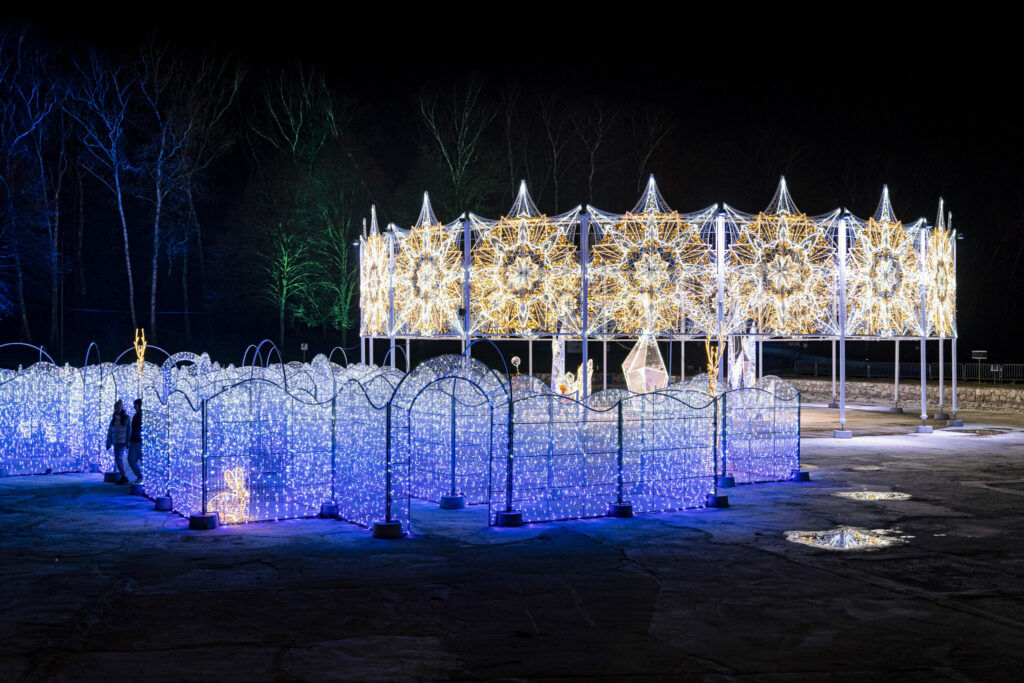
xmin=4 ymin=5 xmax=1021 ymax=362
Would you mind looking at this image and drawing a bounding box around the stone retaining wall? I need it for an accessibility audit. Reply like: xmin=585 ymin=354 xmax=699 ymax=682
xmin=786 ymin=378 xmax=1024 ymax=413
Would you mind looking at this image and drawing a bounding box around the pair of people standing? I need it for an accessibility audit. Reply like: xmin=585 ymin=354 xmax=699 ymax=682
xmin=106 ymin=398 xmax=143 ymax=484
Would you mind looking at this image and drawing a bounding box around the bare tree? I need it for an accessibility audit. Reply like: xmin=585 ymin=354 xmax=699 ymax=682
xmin=630 ymin=106 xmax=673 ymax=191
xmin=65 ymin=49 xmax=138 ymax=330
xmin=572 ymin=100 xmax=620 ymax=204
xmin=419 ymin=79 xmax=496 ymax=214
xmin=134 ymin=38 xmax=198 ymax=340
xmin=538 ymin=93 xmax=575 ymax=213
xmin=0 ymin=27 xmax=59 ymax=343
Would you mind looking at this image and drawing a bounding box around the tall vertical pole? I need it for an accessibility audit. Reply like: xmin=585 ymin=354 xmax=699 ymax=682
xmin=937 ymin=336 xmax=946 ymax=417
xmin=917 ymin=226 xmax=931 ymax=433
xmin=758 ymin=338 xmax=763 ymax=380
xmin=893 ymin=338 xmax=901 ymax=411
xmin=835 ymin=216 xmax=850 ymax=437
xmin=359 ymin=226 xmax=365 ymax=365
xmin=715 ymin=212 xmax=726 ymax=385
xmin=387 ymin=231 xmax=396 ymax=371
xmin=830 ymin=339 xmax=837 ymax=403
xmin=950 ymin=228 xmax=959 ymax=422
xmin=681 ymin=339 xmax=685 ymax=382
xmin=581 ymin=214 xmax=589 ymax=397
xmin=603 ymin=339 xmax=608 ymax=391
xmin=529 ymin=338 xmax=533 ymax=377
xmin=463 ymin=218 xmax=471 ymax=364
xmin=405 ymin=338 xmax=411 ymax=373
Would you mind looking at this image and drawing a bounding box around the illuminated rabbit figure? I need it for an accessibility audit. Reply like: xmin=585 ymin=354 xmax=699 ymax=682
xmin=209 ymin=467 xmax=250 ymax=523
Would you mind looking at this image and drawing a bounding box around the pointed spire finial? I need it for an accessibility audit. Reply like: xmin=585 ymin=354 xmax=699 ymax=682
xmin=935 ymin=198 xmax=945 ymax=231
xmin=508 ymin=179 xmax=540 ymax=218
xmin=874 ymin=185 xmax=897 ymax=223
xmin=631 ymin=174 xmax=672 ymax=214
xmin=370 ymin=205 xmax=380 ymax=235
xmin=766 ymin=176 xmax=799 ymax=215
xmin=415 ymin=192 xmax=438 ymax=228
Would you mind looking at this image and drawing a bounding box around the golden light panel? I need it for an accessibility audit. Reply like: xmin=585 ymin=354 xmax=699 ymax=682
xmin=392 ymin=193 xmax=465 ymax=337
xmin=359 ymin=208 xmax=390 ymax=335
xmin=588 ymin=177 xmax=715 ymax=336
xmin=470 ymin=182 xmax=580 ymax=336
xmin=845 ymin=187 xmax=923 ymax=337
xmin=927 ymin=206 xmax=956 ymax=337
xmin=727 ymin=179 xmax=837 ymax=336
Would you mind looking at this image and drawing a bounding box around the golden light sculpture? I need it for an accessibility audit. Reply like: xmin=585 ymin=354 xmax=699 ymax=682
xmin=392 ymin=193 xmax=465 ymax=337
xmin=359 ymin=207 xmax=390 ymax=335
xmin=588 ymin=177 xmax=716 ymax=335
xmin=208 ymin=467 xmax=250 ymax=523
xmin=845 ymin=187 xmax=923 ymax=337
xmin=727 ymin=178 xmax=837 ymax=336
xmin=927 ymin=205 xmax=956 ymax=337
xmin=134 ymin=328 xmax=147 ymax=377
xmin=470 ymin=182 xmax=580 ymax=336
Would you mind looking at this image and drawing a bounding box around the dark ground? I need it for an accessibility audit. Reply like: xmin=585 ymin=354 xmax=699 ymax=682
xmin=2 ymin=406 xmax=1024 ymax=681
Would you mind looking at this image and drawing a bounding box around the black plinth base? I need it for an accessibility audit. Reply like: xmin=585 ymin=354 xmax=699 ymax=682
xmin=496 ymin=510 xmax=524 ymax=527
xmin=372 ymin=521 xmax=403 ymax=539
xmin=188 ymin=513 xmax=219 ymax=530
xmin=607 ymin=502 xmax=634 ymax=518
xmin=705 ymin=494 xmax=730 ymax=508
xmin=439 ymin=495 xmax=466 ymax=510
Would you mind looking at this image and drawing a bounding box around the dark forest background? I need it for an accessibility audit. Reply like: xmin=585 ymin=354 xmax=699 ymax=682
xmin=1 ymin=7 xmax=1021 ymax=368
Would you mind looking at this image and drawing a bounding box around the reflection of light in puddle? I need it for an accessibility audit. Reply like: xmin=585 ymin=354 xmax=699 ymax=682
xmin=832 ymin=491 xmax=912 ymax=501
xmin=850 ymin=465 xmax=883 ymax=471
xmin=801 ymin=463 xmax=819 ymax=469
xmin=785 ymin=526 xmax=910 ymax=551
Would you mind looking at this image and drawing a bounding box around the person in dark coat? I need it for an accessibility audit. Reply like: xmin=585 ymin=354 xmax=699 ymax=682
xmin=128 ymin=398 xmax=143 ymax=483
xmin=105 ymin=400 xmax=131 ymax=483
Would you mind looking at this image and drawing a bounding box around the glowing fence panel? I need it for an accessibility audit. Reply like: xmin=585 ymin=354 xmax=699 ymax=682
xmin=204 ymin=380 xmax=331 ymax=523
xmin=408 ymin=379 xmax=494 ymax=504
xmin=722 ymin=381 xmax=800 ymax=483
xmin=621 ymin=393 xmax=717 ymax=512
xmin=0 ymin=364 xmax=80 ymax=476
xmin=503 ymin=396 xmax=613 ymax=523
xmin=166 ymin=392 xmax=203 ymax=517
xmin=140 ymin=384 xmax=171 ymax=498
xmin=334 ymin=380 xmax=390 ymax=528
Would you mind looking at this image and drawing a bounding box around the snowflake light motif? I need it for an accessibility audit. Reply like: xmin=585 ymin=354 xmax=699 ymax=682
xmin=359 ymin=206 xmax=390 ymax=335
xmin=846 ymin=187 xmax=923 ymax=337
xmin=927 ymin=201 xmax=956 ymax=337
xmin=727 ymin=178 xmax=837 ymax=335
xmin=392 ymin=193 xmax=465 ymax=337
xmin=588 ymin=176 xmax=716 ymax=335
xmin=470 ymin=182 xmax=580 ymax=336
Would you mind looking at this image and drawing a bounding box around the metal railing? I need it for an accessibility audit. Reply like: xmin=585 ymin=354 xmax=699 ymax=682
xmin=793 ymin=360 xmax=1024 ymax=383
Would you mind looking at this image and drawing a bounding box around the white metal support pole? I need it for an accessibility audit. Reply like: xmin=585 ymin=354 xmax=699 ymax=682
xmin=388 ymin=232 xmax=396 ymax=371
xmin=835 ymin=217 xmax=850 ymax=438
xmin=936 ymin=336 xmax=947 ymax=418
xmin=580 ymin=214 xmax=589 ymax=397
xmin=681 ymin=339 xmax=685 ymax=382
xmin=917 ymin=226 xmax=931 ymax=433
xmin=603 ymin=339 xmax=608 ymax=391
xmin=359 ymin=231 xmax=365 ymax=365
xmin=405 ymin=338 xmax=410 ymax=373
xmin=950 ymin=228 xmax=959 ymax=423
xmin=529 ymin=338 xmax=533 ymax=377
xmin=893 ymin=339 xmax=901 ymax=412
xmin=463 ymin=218 xmax=471 ymax=364
xmin=831 ymin=339 xmax=837 ymax=401
xmin=715 ymin=212 xmax=726 ymax=385
xmin=758 ymin=338 xmax=763 ymax=380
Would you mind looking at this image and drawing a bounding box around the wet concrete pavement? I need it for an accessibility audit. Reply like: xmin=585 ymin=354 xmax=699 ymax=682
xmin=2 ymin=407 xmax=1024 ymax=681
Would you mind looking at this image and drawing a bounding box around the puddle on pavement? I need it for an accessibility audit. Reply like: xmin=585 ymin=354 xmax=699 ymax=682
xmin=832 ymin=491 xmax=912 ymax=501
xmin=849 ymin=465 xmax=883 ymax=471
xmin=949 ymin=428 xmax=1009 ymax=437
xmin=785 ymin=526 xmax=910 ymax=551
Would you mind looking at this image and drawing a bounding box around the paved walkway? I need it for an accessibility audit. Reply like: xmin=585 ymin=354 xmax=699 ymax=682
xmin=2 ymin=408 xmax=1024 ymax=681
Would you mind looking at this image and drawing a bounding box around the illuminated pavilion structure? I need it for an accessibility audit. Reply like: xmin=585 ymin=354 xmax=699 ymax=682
xmin=360 ymin=177 xmax=958 ymax=435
